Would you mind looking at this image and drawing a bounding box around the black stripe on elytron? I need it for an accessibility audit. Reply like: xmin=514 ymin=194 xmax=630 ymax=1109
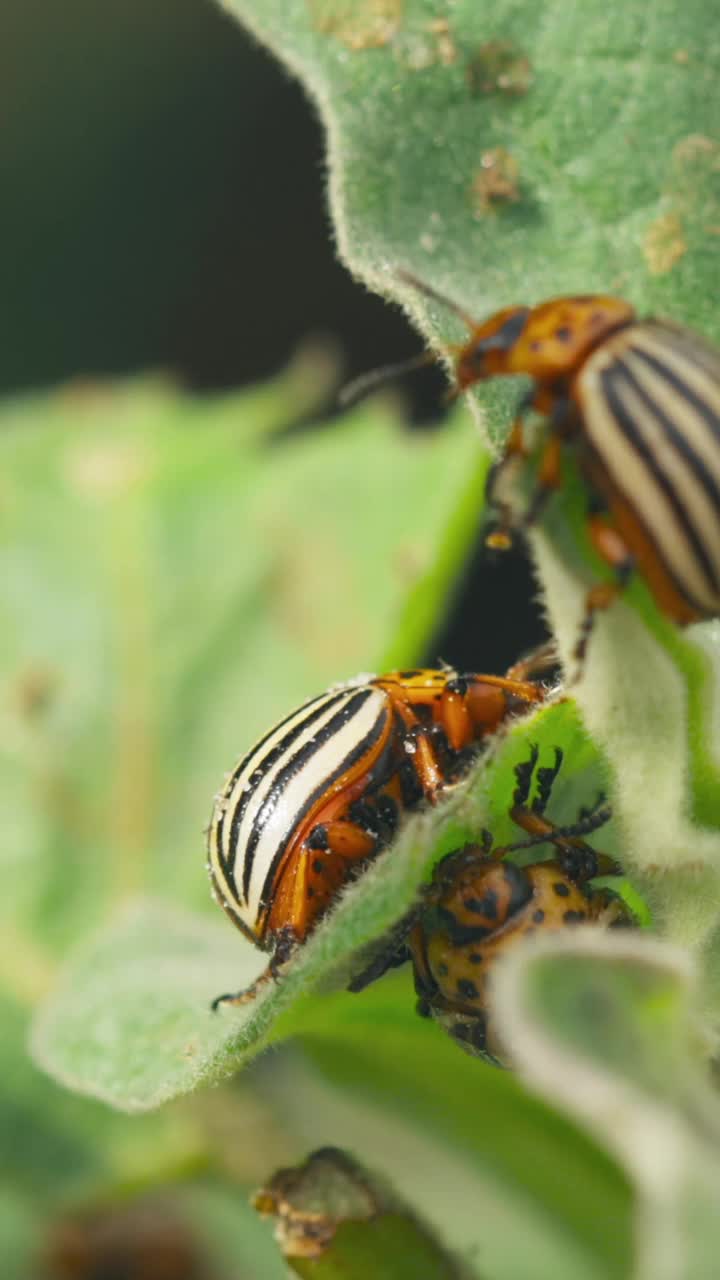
xmin=228 ymin=688 xmax=333 ymax=788
xmin=597 ymin=363 xmax=720 ymax=598
xmin=217 ymin=688 xmax=351 ymax=882
xmin=622 ymin=346 xmax=720 ymax=522
xmin=630 ymin=337 xmax=720 ymax=450
xmin=615 ymin=353 xmax=720 ymax=590
xmin=644 ymin=322 xmax=720 ymax=382
xmin=256 ymin=695 xmax=391 ymax=915
xmin=236 ymin=688 xmax=379 ymax=903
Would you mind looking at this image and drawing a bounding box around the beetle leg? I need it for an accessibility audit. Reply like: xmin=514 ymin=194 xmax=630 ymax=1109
xmin=523 ymin=432 xmax=564 ymax=527
xmin=532 ymin=747 xmax=564 ymax=815
xmin=485 ymin=390 xmax=535 ymax=550
xmin=384 ymin=717 xmax=448 ymax=803
xmin=347 ymin=940 xmax=410 ymax=993
xmin=512 ymin=743 xmax=539 ymax=809
xmin=408 ymin=918 xmax=437 ymax=1007
xmin=574 ymin=515 xmax=635 ymax=669
xmin=211 ymin=926 xmax=298 ymax=1010
xmin=590 ymin=890 xmax=634 ymax=927
xmin=503 ymin=640 xmax=559 ymax=685
xmin=548 ymin=812 xmax=619 ymax=880
xmin=493 ymin=747 xmax=617 ymax=881
xmin=436 ymin=683 xmax=473 ymax=751
xmin=347 ymin=905 xmax=419 ymax=993
xmin=390 ymin=707 xmax=448 ymax=803
xmin=577 ymin=789 xmax=607 ymax=821
xmin=211 ymin=965 xmax=276 ymax=1011
xmin=411 ymin=731 xmax=447 ymax=800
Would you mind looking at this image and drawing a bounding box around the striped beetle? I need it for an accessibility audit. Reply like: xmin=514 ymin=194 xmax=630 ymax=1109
xmin=208 ymin=656 xmax=551 ymax=1009
xmin=350 ymin=745 xmax=633 ymax=1065
xmin=399 ymin=275 xmax=720 ymax=661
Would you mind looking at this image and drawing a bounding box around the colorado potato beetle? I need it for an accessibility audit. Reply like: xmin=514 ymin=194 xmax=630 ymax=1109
xmin=350 ymin=745 xmax=633 ymax=1064
xmin=208 ymin=654 xmax=552 ymax=1009
xmin=400 ymin=273 xmax=720 ymax=660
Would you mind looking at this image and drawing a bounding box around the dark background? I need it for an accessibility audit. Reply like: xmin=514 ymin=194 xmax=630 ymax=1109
xmin=2 ymin=0 xmax=545 ymax=670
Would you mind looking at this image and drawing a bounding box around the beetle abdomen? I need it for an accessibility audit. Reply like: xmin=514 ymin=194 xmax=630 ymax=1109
xmin=578 ymin=320 xmax=720 ymax=616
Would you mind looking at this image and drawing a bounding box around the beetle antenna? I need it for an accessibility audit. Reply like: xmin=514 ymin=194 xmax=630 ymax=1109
xmin=396 ymin=268 xmax=478 ymax=330
xmin=338 ymin=350 xmax=436 ymax=409
xmin=338 ymin=270 xmax=476 ymax=409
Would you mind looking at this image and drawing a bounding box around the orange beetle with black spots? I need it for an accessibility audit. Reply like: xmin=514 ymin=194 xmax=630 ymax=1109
xmin=350 ymin=745 xmax=633 ymax=1064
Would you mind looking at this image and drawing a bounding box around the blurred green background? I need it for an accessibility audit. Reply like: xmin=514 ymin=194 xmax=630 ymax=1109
xmin=2 ymin=0 xmax=544 ymax=674
xmin=3 ymin=0 xmax=418 ymax=397
xmin=1 ymin=3 xmax=549 ymax=1277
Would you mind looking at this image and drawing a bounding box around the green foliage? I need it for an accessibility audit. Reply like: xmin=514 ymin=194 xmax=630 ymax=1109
xmin=252 ymin=1146 xmax=469 ymax=1279
xmin=224 ymin=0 xmax=720 ymax=438
xmin=1 ymin=369 xmax=486 ymax=1274
xmin=496 ymin=931 xmax=720 ymax=1280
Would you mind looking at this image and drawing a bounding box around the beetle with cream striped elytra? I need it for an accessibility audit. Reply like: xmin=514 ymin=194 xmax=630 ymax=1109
xmin=397 ymin=275 xmax=720 ymax=661
xmin=207 ymin=658 xmax=551 ymax=1009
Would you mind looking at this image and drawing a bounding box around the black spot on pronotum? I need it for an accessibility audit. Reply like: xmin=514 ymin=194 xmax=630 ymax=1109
xmin=457 ymin=977 xmax=480 ymax=1000
xmin=533 ymin=908 xmax=545 ymax=923
xmin=437 ymin=905 xmax=492 ymax=947
xmin=437 ymin=962 xmax=449 ymax=977
xmin=464 ymin=891 xmax=498 ymax=918
xmin=312 ymin=859 xmax=325 ymax=875
xmin=553 ymin=881 xmax=571 ymax=898
xmin=469 ymin=952 xmax=483 ymax=964
xmin=555 ymin=326 xmax=572 ymax=343
xmin=503 ymin=862 xmax=533 ymax=915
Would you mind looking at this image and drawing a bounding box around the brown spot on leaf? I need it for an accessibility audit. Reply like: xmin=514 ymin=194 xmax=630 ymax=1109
xmin=643 ymin=213 xmax=687 ymax=275
xmin=471 ymin=149 xmax=521 ymax=216
xmin=651 ymin=135 xmax=720 ymax=258
xmin=13 ymin=664 xmax=59 ymax=719
xmin=392 ymin=16 xmax=457 ymax=69
xmin=307 ymin=0 xmax=402 ymax=50
xmin=467 ymin=40 xmax=532 ymax=96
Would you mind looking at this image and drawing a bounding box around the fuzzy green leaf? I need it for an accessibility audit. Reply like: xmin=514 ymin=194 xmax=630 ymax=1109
xmin=224 ymin=0 xmax=720 ymax=439
xmin=0 ymin=364 xmax=479 ymax=974
xmin=8 ymin=362 xmax=503 ymax=1115
xmin=219 ymin=0 xmax=720 ymax=968
xmin=31 ymin=699 xmax=621 ymax=1109
xmin=494 ymin=931 xmax=720 ymax=1280
xmin=532 ymin=497 xmax=720 ymax=958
